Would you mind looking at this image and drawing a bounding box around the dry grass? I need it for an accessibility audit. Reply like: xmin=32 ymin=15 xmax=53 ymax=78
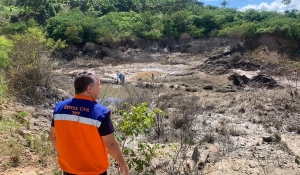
xmin=130 ymin=71 xmax=164 ymax=81
xmin=0 ymin=108 xmax=56 ymax=172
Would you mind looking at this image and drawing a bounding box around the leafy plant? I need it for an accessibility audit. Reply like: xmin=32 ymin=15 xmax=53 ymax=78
xmin=0 ymin=116 xmax=21 ymax=131
xmin=1 ymin=22 xmax=27 ymax=35
xmin=114 ymin=102 xmax=166 ymax=173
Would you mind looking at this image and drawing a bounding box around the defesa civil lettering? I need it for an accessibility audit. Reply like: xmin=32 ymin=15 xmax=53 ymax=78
xmin=64 ymin=105 xmax=78 ymax=111
xmin=64 ymin=105 xmax=90 ymax=116
xmin=80 ymin=107 xmax=90 ymax=112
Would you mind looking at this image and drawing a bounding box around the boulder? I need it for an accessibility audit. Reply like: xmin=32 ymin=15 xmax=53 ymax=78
xmin=249 ymin=74 xmax=278 ymax=89
xmin=228 ymin=73 xmax=249 ymax=87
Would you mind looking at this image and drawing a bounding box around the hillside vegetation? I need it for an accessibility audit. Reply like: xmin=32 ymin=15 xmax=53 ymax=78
xmin=1 ymin=0 xmax=300 ymax=45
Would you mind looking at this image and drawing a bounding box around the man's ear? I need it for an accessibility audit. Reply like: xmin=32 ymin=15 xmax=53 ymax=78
xmin=86 ymin=85 xmax=92 ymax=92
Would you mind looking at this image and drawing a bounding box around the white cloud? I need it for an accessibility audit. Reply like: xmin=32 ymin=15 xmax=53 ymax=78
xmin=239 ymin=0 xmax=300 ymax=12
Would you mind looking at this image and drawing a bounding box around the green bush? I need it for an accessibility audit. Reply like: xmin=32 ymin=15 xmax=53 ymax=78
xmin=98 ymin=11 xmax=141 ymax=42
xmin=65 ymin=25 xmax=83 ymax=43
xmin=0 ymin=35 xmax=13 ymax=68
xmin=95 ymin=26 xmax=115 ymax=44
xmin=7 ymin=27 xmax=54 ymax=101
xmin=0 ymin=35 xmax=10 ymax=101
xmin=133 ymin=12 xmax=163 ymax=40
xmin=218 ymin=22 xmax=258 ymax=38
xmin=114 ymin=102 xmax=166 ymax=173
xmin=46 ymin=9 xmax=99 ymax=43
xmin=1 ymin=22 xmax=27 ymax=35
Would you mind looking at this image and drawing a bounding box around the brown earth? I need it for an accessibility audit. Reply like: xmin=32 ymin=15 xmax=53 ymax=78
xmin=1 ymin=36 xmax=300 ymax=175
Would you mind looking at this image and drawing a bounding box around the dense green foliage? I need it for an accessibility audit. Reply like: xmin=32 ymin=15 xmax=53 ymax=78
xmin=0 ymin=36 xmax=13 ymax=68
xmin=1 ymin=0 xmax=300 ymax=45
xmin=0 ymin=26 xmax=66 ymax=101
xmin=46 ymin=1 xmax=300 ymax=44
xmin=0 ymin=35 xmax=10 ymax=98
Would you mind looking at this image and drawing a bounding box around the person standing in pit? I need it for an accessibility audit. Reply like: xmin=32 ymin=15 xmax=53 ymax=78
xmin=118 ymin=73 xmax=125 ymax=85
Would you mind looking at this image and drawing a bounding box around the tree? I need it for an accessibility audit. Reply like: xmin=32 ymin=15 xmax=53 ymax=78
xmin=8 ymin=28 xmax=55 ymax=100
xmin=15 ymin=0 xmax=60 ymax=24
xmin=2 ymin=0 xmax=16 ymax=7
xmin=221 ymin=0 xmax=228 ymax=8
xmin=284 ymin=9 xmax=298 ymax=18
xmin=281 ymin=0 xmax=291 ymax=5
xmin=282 ymin=0 xmax=292 ymax=15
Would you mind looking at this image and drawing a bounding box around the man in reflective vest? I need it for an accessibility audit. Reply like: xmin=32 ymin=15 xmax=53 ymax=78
xmin=50 ymin=71 xmax=129 ymax=175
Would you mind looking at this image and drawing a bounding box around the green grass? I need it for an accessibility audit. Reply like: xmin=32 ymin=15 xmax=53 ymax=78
xmin=25 ymin=130 xmax=56 ymax=164
xmin=0 ymin=112 xmax=55 ymax=168
xmin=0 ymin=116 xmax=21 ymax=131
xmin=0 ymin=113 xmax=23 ymax=167
xmin=292 ymin=61 xmax=300 ymax=69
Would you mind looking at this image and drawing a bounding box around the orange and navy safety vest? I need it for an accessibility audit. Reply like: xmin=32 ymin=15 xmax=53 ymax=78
xmin=52 ymin=95 xmax=114 ymax=175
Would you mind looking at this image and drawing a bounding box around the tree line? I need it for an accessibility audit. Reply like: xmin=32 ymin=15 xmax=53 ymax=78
xmin=0 ymin=0 xmax=300 ymax=46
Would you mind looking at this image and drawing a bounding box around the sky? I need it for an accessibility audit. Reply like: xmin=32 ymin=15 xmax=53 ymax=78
xmin=202 ymin=0 xmax=300 ymax=12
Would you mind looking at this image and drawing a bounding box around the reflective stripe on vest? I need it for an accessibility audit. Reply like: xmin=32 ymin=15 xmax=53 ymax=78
xmin=54 ymin=114 xmax=101 ymax=128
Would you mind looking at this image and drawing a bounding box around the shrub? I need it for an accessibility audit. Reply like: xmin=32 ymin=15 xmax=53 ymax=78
xmin=7 ymin=28 xmax=54 ymax=103
xmin=1 ymin=22 xmax=27 ymax=35
xmin=114 ymin=102 xmax=166 ymax=173
xmin=0 ymin=35 xmax=13 ymax=68
xmin=10 ymin=142 xmax=22 ymax=167
xmin=25 ymin=131 xmax=55 ymax=164
xmin=65 ymin=25 xmax=83 ymax=43
xmin=226 ymin=22 xmax=258 ymax=38
xmin=45 ymin=9 xmax=97 ymax=43
xmin=0 ymin=36 xmax=13 ymax=99
xmin=95 ymin=26 xmax=115 ymax=44
xmin=98 ymin=11 xmax=141 ymax=43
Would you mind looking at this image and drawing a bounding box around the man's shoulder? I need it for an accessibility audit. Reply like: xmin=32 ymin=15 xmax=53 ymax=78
xmin=54 ymin=98 xmax=74 ymax=111
xmin=92 ymin=104 xmax=110 ymax=118
xmin=94 ymin=103 xmax=110 ymax=113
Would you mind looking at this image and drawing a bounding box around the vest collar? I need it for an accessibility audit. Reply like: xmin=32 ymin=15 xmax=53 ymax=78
xmin=74 ymin=94 xmax=96 ymax=102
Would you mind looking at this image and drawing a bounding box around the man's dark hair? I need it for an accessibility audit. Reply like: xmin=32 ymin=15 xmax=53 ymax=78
xmin=74 ymin=71 xmax=96 ymax=94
